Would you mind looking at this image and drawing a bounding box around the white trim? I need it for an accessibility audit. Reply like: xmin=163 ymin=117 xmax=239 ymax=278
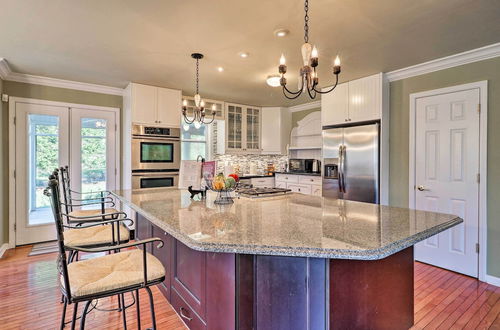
xmin=288 ymin=100 xmax=321 ymax=112
xmin=485 ymin=275 xmax=500 ymax=288
xmin=0 ymin=58 xmax=123 ymax=96
xmin=8 ymin=97 xmax=121 ymax=247
xmin=0 ymin=58 xmax=12 ymax=79
xmin=408 ymin=81 xmax=488 ymax=282
xmin=0 ymin=243 xmax=9 ymax=258
xmin=387 ymin=42 xmax=500 ymax=82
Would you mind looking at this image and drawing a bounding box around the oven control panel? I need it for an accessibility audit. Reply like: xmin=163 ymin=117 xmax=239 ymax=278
xmin=144 ymin=127 xmax=170 ymax=135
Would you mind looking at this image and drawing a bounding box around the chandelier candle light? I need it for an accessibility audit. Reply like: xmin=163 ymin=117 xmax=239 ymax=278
xmin=278 ymin=0 xmax=341 ymax=99
xmin=182 ymin=53 xmax=216 ymax=127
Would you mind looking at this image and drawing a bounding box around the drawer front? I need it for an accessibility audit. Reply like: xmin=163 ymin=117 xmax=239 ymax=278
xmin=275 ymin=181 xmax=287 ymax=189
xmin=171 ymin=288 xmax=207 ymax=330
xmin=251 ymin=177 xmax=275 ymax=188
xmin=275 ymin=174 xmax=299 ymax=183
xmin=311 ymin=186 xmax=322 ymax=197
xmin=298 ymin=175 xmax=322 ymax=186
xmin=287 ymin=183 xmax=312 ymax=195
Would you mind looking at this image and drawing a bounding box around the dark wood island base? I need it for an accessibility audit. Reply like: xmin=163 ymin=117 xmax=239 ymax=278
xmin=137 ymin=214 xmax=414 ymax=330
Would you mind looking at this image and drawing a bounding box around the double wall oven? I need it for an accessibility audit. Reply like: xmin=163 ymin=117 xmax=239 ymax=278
xmin=132 ymin=124 xmax=180 ymax=189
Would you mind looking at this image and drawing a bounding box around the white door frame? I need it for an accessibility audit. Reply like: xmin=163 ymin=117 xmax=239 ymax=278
xmin=8 ymin=97 xmax=121 ymax=247
xmin=408 ymin=81 xmax=487 ymax=282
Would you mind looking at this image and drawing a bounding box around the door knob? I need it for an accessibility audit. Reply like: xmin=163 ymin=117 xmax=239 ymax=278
xmin=417 ymin=185 xmax=428 ymax=191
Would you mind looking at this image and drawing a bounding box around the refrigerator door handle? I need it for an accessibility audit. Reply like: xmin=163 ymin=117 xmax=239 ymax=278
xmin=341 ymin=145 xmax=347 ymax=193
xmin=339 ymin=145 xmax=345 ymax=193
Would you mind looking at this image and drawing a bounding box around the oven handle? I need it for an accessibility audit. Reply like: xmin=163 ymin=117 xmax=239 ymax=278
xmin=132 ymin=173 xmax=179 ymax=177
xmin=132 ymin=135 xmax=180 ymax=141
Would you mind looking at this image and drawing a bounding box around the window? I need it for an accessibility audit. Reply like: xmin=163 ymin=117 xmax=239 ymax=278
xmin=181 ymin=122 xmax=207 ymax=160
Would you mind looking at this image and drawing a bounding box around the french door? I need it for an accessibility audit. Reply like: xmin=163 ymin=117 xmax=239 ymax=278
xmin=14 ymin=101 xmax=118 ymax=245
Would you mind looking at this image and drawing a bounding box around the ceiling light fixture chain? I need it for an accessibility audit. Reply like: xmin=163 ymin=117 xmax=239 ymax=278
xmin=195 ymin=57 xmax=200 ymax=95
xmin=277 ymin=0 xmax=341 ymax=100
xmin=182 ymin=53 xmax=216 ymax=127
xmin=304 ymin=0 xmax=309 ymax=43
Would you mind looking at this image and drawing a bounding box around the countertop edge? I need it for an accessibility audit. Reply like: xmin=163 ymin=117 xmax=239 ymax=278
xmin=112 ymin=191 xmax=463 ymax=260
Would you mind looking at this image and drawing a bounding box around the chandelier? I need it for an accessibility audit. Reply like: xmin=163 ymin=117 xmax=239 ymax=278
xmin=182 ymin=53 xmax=216 ymax=126
xmin=278 ymin=0 xmax=341 ymax=100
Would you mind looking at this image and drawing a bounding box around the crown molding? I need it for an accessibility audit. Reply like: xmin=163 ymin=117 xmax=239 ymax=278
xmin=386 ymin=42 xmax=500 ymax=82
xmin=0 ymin=58 xmax=124 ymax=96
xmin=288 ymin=100 xmax=321 ymax=112
xmin=0 ymin=58 xmax=12 ymax=80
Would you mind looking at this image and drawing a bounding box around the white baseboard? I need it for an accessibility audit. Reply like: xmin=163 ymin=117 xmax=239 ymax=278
xmin=0 ymin=243 xmax=9 ymax=258
xmin=485 ymin=274 xmax=500 ymax=287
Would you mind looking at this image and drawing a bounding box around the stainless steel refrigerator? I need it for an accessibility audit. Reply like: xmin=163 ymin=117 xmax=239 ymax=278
xmin=322 ymin=122 xmax=379 ymax=203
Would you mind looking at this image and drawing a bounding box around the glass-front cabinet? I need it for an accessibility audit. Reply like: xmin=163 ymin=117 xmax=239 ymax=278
xmin=225 ymin=103 xmax=261 ymax=154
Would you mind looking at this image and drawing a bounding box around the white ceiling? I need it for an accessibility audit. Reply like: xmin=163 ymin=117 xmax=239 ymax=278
xmin=0 ymin=0 xmax=499 ymax=106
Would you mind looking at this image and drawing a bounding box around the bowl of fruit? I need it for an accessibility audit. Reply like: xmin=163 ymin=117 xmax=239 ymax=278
xmin=205 ymin=173 xmax=240 ymax=204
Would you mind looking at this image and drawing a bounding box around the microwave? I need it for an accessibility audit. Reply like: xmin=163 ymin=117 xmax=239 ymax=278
xmin=288 ymin=159 xmax=321 ymax=173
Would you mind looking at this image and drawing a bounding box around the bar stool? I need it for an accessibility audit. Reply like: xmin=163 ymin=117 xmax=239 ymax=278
xmin=45 ymin=178 xmax=165 ymax=330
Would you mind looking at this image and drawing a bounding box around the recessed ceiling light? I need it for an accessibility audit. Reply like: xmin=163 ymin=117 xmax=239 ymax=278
xmin=239 ymin=52 xmax=249 ymax=58
xmin=266 ymin=74 xmax=281 ymax=87
xmin=274 ymin=29 xmax=289 ymax=37
xmin=217 ymin=67 xmax=224 ymax=72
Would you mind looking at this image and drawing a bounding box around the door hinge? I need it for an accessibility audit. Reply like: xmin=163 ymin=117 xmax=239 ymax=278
xmin=14 ymin=223 xmax=16 ymax=232
xmin=477 ymin=173 xmax=480 ymax=183
xmin=13 ymin=116 xmax=16 ymax=125
xmin=115 ymin=168 xmax=117 ymax=175
xmin=477 ymin=103 xmax=481 ymax=114
xmin=476 ymin=243 xmax=480 ymax=254
xmin=115 ymin=124 xmax=117 ymax=131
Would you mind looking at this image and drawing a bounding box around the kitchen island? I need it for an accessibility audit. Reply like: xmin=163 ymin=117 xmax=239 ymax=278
xmin=112 ymin=188 xmax=462 ymax=330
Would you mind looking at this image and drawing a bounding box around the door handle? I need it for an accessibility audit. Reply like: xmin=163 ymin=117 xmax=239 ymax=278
xmin=341 ymin=145 xmax=346 ymax=193
xmin=417 ymin=185 xmax=429 ymax=191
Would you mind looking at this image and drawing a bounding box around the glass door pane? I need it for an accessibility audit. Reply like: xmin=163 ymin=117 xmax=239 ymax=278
xmin=28 ymin=114 xmax=59 ymax=225
xmin=81 ymin=118 xmax=107 ymax=195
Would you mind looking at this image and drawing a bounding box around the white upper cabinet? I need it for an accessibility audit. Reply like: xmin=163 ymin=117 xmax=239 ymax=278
xmin=157 ymin=87 xmax=182 ymax=126
xmin=321 ymin=73 xmax=385 ymax=126
xmin=261 ymin=107 xmax=291 ymax=154
xmin=131 ymin=83 xmax=181 ymax=127
xmin=348 ymin=74 xmax=382 ymax=123
xmin=132 ymin=83 xmax=157 ymax=124
xmin=321 ymin=83 xmax=349 ymax=126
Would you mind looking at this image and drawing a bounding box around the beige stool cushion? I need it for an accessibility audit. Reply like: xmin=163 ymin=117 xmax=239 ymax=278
xmin=68 ymin=208 xmax=119 ymax=221
xmin=64 ymin=224 xmax=130 ymax=248
xmin=64 ymin=249 xmax=165 ymax=298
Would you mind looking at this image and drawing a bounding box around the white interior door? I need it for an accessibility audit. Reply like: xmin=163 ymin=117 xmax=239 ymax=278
xmin=414 ymin=88 xmax=480 ymax=277
xmin=15 ymin=102 xmax=69 ymax=245
xmin=69 ymin=108 xmax=117 ymax=196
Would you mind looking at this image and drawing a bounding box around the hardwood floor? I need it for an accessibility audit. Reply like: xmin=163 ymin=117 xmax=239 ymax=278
xmin=0 ymin=246 xmax=499 ymax=329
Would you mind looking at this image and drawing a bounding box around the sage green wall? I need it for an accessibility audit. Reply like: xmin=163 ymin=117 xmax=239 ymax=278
xmin=389 ymin=56 xmax=500 ymax=277
xmin=1 ymin=81 xmax=122 ymax=245
xmin=0 ymin=78 xmax=4 ymax=245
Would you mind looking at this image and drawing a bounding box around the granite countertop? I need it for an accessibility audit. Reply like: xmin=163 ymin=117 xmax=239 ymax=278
xmin=112 ymin=189 xmax=462 ymax=260
xmin=274 ymin=171 xmax=322 ymax=176
xmin=239 ymin=174 xmax=275 ymax=179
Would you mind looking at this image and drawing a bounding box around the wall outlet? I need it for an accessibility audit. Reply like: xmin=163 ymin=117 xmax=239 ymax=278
xmin=1 ymin=94 xmax=8 ymax=102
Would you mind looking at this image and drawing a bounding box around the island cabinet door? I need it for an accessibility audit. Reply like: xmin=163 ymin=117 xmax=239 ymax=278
xmin=136 ymin=214 xmax=152 ymax=253
xmin=171 ymin=240 xmax=207 ymax=321
xmin=151 ymin=224 xmax=173 ymax=302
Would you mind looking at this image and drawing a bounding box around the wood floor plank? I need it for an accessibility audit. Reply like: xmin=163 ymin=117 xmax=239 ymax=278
xmin=1 ymin=246 xmax=500 ymax=329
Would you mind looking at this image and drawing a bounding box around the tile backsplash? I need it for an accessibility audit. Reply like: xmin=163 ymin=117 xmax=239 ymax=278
xmin=214 ymin=154 xmax=288 ymax=175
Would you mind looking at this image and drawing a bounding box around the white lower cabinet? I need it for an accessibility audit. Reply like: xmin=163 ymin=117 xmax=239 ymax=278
xmin=287 ymin=183 xmax=312 ymax=195
xmin=275 ymin=174 xmax=321 ymax=196
xmin=251 ymin=177 xmax=275 ymax=188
